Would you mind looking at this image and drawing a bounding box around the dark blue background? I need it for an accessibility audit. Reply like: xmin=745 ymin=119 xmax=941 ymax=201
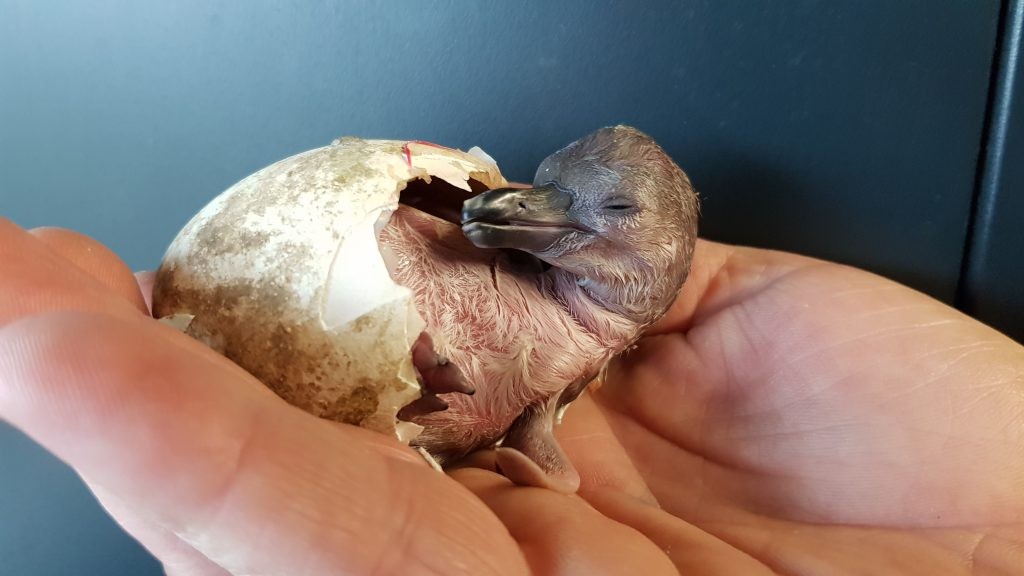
xmin=1 ymin=1 xmax=1019 ymax=573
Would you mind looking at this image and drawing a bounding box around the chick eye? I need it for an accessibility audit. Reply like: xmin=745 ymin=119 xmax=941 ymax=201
xmin=601 ymin=200 xmax=635 ymax=213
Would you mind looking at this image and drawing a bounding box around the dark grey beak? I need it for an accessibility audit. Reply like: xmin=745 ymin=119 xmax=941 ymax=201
xmin=461 ymin=185 xmax=580 ymax=252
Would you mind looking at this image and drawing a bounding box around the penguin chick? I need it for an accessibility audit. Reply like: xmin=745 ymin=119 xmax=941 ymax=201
xmin=379 ymin=125 xmax=699 ymax=492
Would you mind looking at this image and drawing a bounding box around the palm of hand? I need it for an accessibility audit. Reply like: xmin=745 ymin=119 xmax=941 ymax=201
xmin=555 ymin=242 xmax=1024 ymax=574
xmin=1 ymin=222 xmax=1022 ymax=575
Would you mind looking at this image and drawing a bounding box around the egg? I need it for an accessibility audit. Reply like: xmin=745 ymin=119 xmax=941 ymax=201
xmin=152 ymin=137 xmax=508 ymax=443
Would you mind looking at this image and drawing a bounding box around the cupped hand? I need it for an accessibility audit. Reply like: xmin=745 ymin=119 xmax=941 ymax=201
xmin=1 ymin=219 xmax=1021 ymax=575
xmin=541 ymin=240 xmax=1024 ymax=574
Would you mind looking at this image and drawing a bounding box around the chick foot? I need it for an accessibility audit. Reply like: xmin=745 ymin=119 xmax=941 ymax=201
xmin=398 ymin=332 xmax=473 ymax=421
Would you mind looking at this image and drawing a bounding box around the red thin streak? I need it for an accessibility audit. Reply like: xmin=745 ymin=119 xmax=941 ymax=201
xmin=403 ymin=140 xmax=453 ymax=167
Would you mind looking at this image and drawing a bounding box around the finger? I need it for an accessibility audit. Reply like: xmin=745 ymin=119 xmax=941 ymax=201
xmin=29 ymin=227 xmax=148 ymax=314
xmin=448 ymin=467 xmax=677 ymax=576
xmin=556 ymin=393 xmax=775 ymax=574
xmin=0 ymin=219 xmax=146 ymax=326
xmin=452 ymin=371 xmax=762 ymax=576
xmin=476 ymin=400 xmax=828 ymax=575
xmin=90 ymin=486 xmax=231 ymax=576
xmin=0 ymin=312 xmax=528 ymax=576
xmin=6 ymin=221 xmax=223 ymax=572
xmin=581 ymin=489 xmax=776 ymax=575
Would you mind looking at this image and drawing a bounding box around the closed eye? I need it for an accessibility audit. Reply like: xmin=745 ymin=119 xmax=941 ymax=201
xmin=601 ymin=199 xmax=636 ymax=212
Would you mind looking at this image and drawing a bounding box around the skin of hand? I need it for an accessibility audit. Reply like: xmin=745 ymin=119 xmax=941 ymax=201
xmin=1 ymin=217 xmax=1022 ymax=575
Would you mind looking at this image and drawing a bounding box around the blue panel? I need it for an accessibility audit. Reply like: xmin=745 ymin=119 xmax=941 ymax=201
xmin=962 ymin=0 xmax=1024 ymax=343
xmin=0 ymin=1 xmax=999 ymax=298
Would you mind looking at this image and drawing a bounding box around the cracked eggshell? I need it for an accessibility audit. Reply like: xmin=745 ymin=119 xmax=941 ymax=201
xmin=152 ymin=137 xmax=507 ymax=442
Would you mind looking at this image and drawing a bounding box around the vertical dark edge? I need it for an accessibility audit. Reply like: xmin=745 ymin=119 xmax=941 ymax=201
xmin=957 ymin=0 xmax=1023 ymax=308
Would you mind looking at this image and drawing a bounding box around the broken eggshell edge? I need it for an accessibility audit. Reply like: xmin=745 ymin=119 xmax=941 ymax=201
xmin=151 ymin=137 xmax=507 ymax=444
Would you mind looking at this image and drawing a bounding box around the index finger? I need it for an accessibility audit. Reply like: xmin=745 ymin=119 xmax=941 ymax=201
xmin=0 ymin=219 xmax=148 ymax=326
xmin=28 ymin=226 xmax=149 ymax=314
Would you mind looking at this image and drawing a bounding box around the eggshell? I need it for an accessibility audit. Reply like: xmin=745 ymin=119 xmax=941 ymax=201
xmin=152 ymin=137 xmax=507 ymax=441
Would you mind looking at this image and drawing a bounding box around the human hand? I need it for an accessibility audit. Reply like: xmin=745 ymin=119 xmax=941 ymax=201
xmin=1 ymin=219 xmax=1021 ymax=574
xmin=0 ymin=219 xmax=673 ymax=575
xmin=531 ymin=239 xmax=1024 ymax=573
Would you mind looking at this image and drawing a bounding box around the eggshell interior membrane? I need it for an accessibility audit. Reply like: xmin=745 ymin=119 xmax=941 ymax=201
xmin=152 ymin=137 xmax=507 ymax=443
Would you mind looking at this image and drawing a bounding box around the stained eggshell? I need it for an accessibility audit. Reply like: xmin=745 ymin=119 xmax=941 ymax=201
xmin=152 ymin=137 xmax=507 ymax=442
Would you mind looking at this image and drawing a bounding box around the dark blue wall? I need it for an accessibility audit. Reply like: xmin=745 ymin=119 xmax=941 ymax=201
xmin=961 ymin=1 xmax=1024 ymax=343
xmin=2 ymin=1 xmax=1001 ymax=297
xmin=0 ymin=1 xmax=1016 ymax=573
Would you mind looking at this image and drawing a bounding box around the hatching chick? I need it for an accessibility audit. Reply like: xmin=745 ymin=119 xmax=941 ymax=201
xmin=379 ymin=126 xmax=699 ymax=492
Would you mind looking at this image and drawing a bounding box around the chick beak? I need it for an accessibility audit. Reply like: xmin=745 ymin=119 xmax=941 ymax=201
xmin=461 ymin=185 xmax=580 ymax=252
